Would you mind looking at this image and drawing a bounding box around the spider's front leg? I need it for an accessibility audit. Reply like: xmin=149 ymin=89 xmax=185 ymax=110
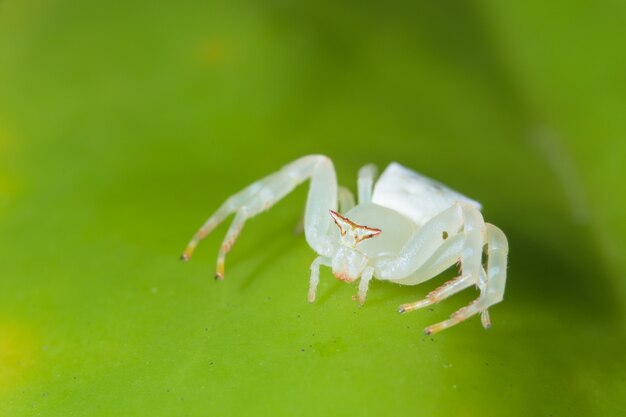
xmin=374 ymin=204 xmax=465 ymax=281
xmin=398 ymin=203 xmax=490 ymax=325
xmin=377 ymin=203 xmax=508 ymax=334
xmin=181 ymin=155 xmax=338 ymax=279
xmin=294 ymin=186 xmax=354 ymax=234
xmin=308 ymin=256 xmax=331 ymax=302
xmin=424 ymin=223 xmax=508 ymax=335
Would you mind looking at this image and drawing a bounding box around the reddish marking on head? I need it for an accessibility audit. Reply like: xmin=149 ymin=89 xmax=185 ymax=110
xmin=329 ymin=210 xmax=382 ymax=247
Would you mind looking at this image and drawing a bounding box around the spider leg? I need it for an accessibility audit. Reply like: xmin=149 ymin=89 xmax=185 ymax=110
xmin=423 ymin=299 xmax=489 ymax=335
xmin=380 ymin=203 xmax=505 ymax=334
xmin=477 ymin=266 xmax=491 ymax=328
xmin=357 ymin=164 xmax=378 ymax=204
xmin=401 ymin=203 xmax=486 ymax=323
xmin=308 ymin=256 xmax=331 ymax=302
xmin=424 ymin=223 xmax=508 ymax=335
xmin=399 ymin=274 xmax=475 ymax=312
xmin=458 ymin=203 xmax=485 ymax=288
xmin=295 ymin=185 xmax=353 ymax=234
xmin=181 ymin=155 xmax=338 ymax=278
xmin=338 ymin=186 xmax=356 ymax=212
xmin=353 ymin=266 xmax=375 ymax=305
xmin=374 ymin=204 xmax=464 ymax=280
xmin=479 ymin=223 xmax=508 ymax=328
xmin=393 ymin=233 xmax=464 ymax=286
xmin=395 ymin=233 xmax=473 ymax=311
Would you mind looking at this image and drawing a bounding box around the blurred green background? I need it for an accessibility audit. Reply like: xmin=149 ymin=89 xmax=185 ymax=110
xmin=1 ymin=1 xmax=625 ymax=416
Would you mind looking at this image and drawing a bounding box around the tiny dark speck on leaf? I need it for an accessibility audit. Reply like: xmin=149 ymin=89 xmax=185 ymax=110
xmin=301 ymin=348 xmax=305 ymax=352
xmin=428 ymin=308 xmax=434 ymax=312
xmin=431 ymin=338 xmax=435 ymax=342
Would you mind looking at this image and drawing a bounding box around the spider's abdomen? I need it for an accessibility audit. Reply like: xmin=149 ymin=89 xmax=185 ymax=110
xmin=342 ymin=203 xmax=415 ymax=258
xmin=372 ymin=162 xmax=482 ymax=226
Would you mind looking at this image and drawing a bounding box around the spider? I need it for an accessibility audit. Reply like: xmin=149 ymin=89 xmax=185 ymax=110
xmin=181 ymin=155 xmax=508 ymax=335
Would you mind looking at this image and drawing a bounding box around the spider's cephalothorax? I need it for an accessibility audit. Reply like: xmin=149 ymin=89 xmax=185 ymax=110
xmin=328 ymin=210 xmax=381 ymax=282
xmin=182 ymin=155 xmax=509 ymax=335
xmin=329 ymin=210 xmax=381 ymax=248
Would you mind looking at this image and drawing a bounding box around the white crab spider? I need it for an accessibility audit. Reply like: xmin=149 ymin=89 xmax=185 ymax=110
xmin=181 ymin=155 xmax=509 ymax=335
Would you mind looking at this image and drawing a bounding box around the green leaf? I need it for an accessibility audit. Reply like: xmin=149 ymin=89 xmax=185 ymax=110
xmin=1 ymin=1 xmax=624 ymax=416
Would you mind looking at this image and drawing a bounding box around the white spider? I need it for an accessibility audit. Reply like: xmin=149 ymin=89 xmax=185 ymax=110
xmin=181 ymin=155 xmax=509 ymax=335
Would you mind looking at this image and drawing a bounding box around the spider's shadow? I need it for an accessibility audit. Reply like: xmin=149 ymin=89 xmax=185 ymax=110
xmin=314 ymin=278 xmax=346 ymax=306
xmin=233 ymin=222 xmax=312 ymax=294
